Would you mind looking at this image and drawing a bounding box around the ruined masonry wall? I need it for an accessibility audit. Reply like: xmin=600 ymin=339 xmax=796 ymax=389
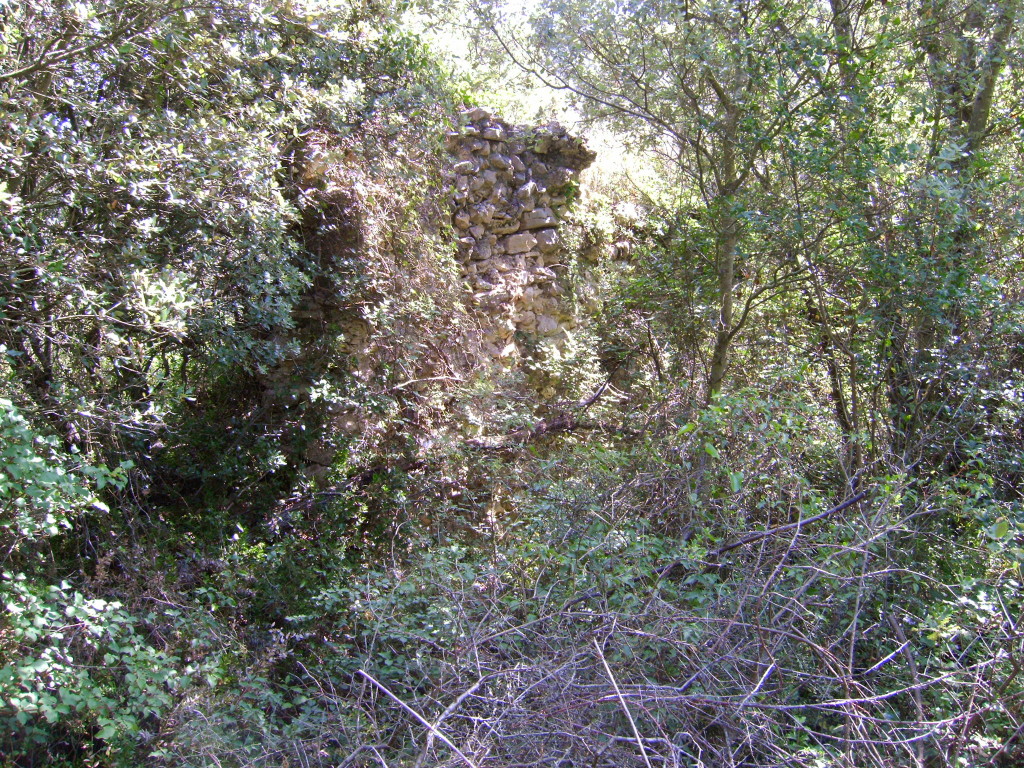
xmin=448 ymin=107 xmax=595 ymax=359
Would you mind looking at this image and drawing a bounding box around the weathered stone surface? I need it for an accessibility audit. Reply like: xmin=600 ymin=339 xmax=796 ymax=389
xmin=491 ymin=216 xmax=520 ymax=235
xmin=471 ymin=172 xmax=499 ymax=195
xmin=463 ymin=106 xmax=492 ymax=122
xmin=515 ymin=309 xmax=536 ymax=326
xmin=532 ymin=266 xmax=556 ymax=281
xmin=506 ymin=232 xmax=537 ymax=254
xmin=473 ymin=240 xmax=492 ymax=260
xmin=482 ymin=125 xmax=507 ymax=141
xmin=515 ymin=181 xmax=539 ymax=211
xmin=548 ymin=167 xmax=572 ymax=187
xmin=535 ymin=228 xmax=559 ymax=252
xmin=470 ymin=203 xmax=494 ymax=225
xmin=520 ymin=208 xmax=556 ymax=229
xmin=536 ymin=314 xmax=560 ymax=334
xmin=490 ymin=154 xmax=512 ymax=171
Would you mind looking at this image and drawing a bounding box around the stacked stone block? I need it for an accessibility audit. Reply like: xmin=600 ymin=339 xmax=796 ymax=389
xmin=448 ymin=107 xmax=596 ymax=359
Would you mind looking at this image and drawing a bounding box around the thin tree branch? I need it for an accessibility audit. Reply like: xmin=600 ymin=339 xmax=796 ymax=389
xmin=357 ymin=670 xmax=479 ymax=768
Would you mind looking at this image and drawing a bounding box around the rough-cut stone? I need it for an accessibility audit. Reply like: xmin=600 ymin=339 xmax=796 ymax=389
xmin=463 ymin=106 xmax=492 ymax=122
xmin=535 ymin=228 xmax=559 ymax=252
xmin=482 ymin=125 xmax=507 ymax=141
xmin=495 ymin=256 xmax=516 ymax=272
xmin=506 ymin=232 xmax=537 ymax=254
xmin=515 ymin=181 xmax=540 ymax=211
xmin=515 ymin=309 xmax=536 ymax=326
xmin=470 ymin=203 xmax=494 ymax=225
xmin=491 ymin=216 xmax=520 ymax=235
xmin=548 ymin=167 xmax=572 ymax=187
xmin=473 ymin=240 xmax=492 ymax=260
xmin=536 ymin=314 xmax=560 ymax=334
xmin=520 ymin=207 xmax=556 ymax=230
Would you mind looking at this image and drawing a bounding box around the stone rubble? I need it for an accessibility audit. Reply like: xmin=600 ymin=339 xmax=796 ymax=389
xmin=449 ymin=107 xmax=595 ymax=360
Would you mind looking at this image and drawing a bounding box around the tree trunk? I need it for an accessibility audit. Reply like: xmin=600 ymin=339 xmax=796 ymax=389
xmin=706 ymin=104 xmax=740 ymax=401
xmin=707 ymin=205 xmax=738 ymax=399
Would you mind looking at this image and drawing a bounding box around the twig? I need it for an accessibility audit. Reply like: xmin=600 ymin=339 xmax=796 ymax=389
xmin=739 ymin=662 xmax=776 ymax=708
xmin=656 ymin=490 xmax=868 ymax=579
xmin=860 ymin=642 xmax=910 ymax=677
xmin=593 ymin=638 xmax=655 ymax=768
xmin=712 ymin=490 xmax=868 ymax=557
xmin=886 ymin=613 xmax=927 ymax=767
xmin=357 ymin=670 xmax=479 ymax=768
xmin=414 ymin=676 xmax=489 ymax=768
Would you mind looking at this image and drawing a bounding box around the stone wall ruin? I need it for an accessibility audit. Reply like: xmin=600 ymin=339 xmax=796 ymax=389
xmin=448 ymin=107 xmax=596 ymax=361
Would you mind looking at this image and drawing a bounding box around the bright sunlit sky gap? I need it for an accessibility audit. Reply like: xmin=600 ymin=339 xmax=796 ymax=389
xmin=398 ymin=0 xmax=664 ymax=206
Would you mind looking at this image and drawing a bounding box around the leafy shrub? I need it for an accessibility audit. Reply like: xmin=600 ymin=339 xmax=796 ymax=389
xmin=0 ymin=578 xmax=181 ymax=766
